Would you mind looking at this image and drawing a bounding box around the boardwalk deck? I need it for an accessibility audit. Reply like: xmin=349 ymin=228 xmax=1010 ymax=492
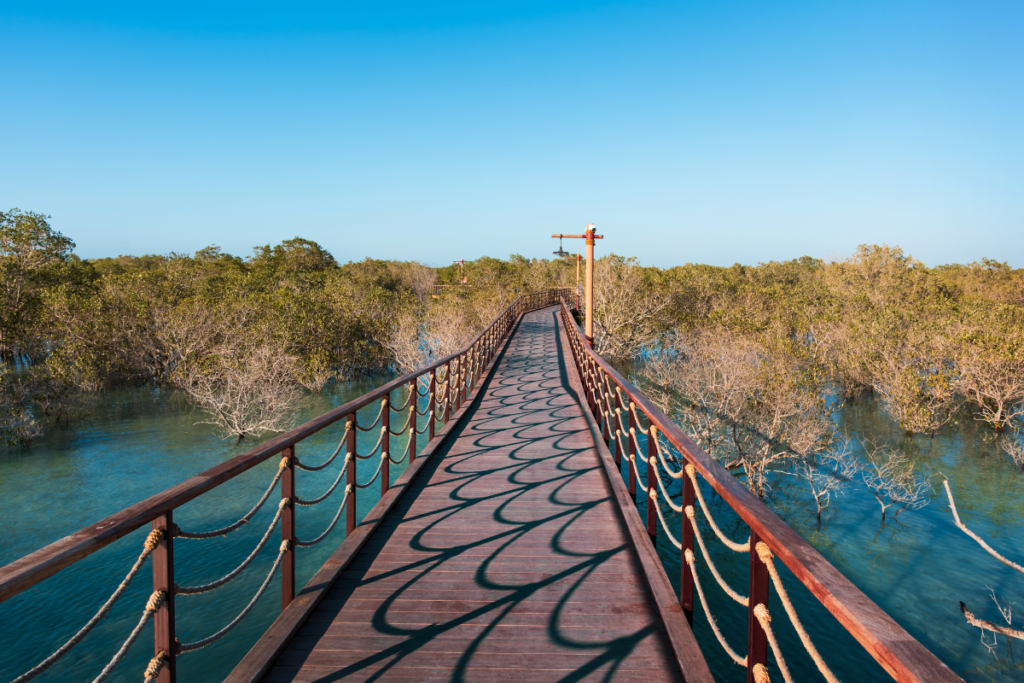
xmin=262 ymin=308 xmax=688 ymax=682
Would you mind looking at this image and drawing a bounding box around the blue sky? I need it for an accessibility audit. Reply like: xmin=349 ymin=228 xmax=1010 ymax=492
xmin=2 ymin=1 xmax=1021 ymax=268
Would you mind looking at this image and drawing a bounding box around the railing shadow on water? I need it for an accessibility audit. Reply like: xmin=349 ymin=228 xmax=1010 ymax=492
xmin=0 ymin=289 xmax=572 ymax=683
xmin=298 ymin=312 xmax=662 ymax=682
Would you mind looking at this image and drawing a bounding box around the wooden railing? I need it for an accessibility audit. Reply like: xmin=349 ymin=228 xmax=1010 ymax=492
xmin=558 ymin=298 xmax=963 ymax=683
xmin=0 ymin=288 xmax=570 ymax=683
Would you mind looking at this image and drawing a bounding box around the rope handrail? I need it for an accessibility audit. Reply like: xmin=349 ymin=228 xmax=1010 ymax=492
xmin=685 ymin=506 xmax=748 ymax=606
xmin=91 ymin=590 xmax=166 ymax=683
xmin=756 ymin=542 xmax=840 ymax=683
xmin=177 ymin=541 xmax=288 ymax=653
xmin=294 ymin=454 xmax=350 ymax=506
xmin=175 ymin=500 xmax=286 ymax=596
xmin=295 ymin=486 xmax=352 ymax=547
xmin=8 ymin=529 xmax=162 ymax=683
xmin=354 ymin=426 xmax=387 ymax=459
xmin=295 ymin=423 xmax=351 ymax=472
xmin=685 ymin=548 xmax=747 ymax=667
xmin=354 ymin=399 xmax=387 ymax=432
xmin=176 ymin=458 xmax=287 ymax=539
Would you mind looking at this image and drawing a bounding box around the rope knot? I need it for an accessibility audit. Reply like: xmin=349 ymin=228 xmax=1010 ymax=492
xmin=648 ymin=456 xmax=656 ymax=466
xmin=145 ymin=590 xmax=166 ymax=614
xmin=684 ymin=505 xmax=696 ymax=519
xmin=280 ymin=540 xmax=291 ymax=552
xmin=144 ymin=652 xmax=166 ymax=681
xmin=648 ymin=488 xmax=657 ymax=500
xmin=144 ymin=529 xmax=163 ymax=552
xmin=344 ymin=452 xmax=353 ymax=463
xmin=756 ymin=541 xmax=773 ymax=564
xmin=684 ymin=548 xmax=695 ymax=563
xmin=754 ymin=603 xmax=770 ymax=622
xmin=650 ymin=425 xmax=658 ymax=437
xmin=753 ymin=662 xmax=771 ymax=683
xmin=345 ymin=484 xmax=354 ymax=493
xmin=279 ymin=497 xmax=291 ymax=509
xmin=629 ymin=453 xmax=635 ymax=462
xmin=684 ymin=463 xmax=696 ymax=477
xmin=278 ymin=456 xmax=290 ymax=470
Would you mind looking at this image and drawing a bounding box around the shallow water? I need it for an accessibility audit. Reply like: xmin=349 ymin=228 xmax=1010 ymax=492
xmin=0 ymin=379 xmax=426 ymax=683
xmin=622 ymin=395 xmax=1024 ymax=683
xmin=2 ymin=382 xmax=1023 ymax=682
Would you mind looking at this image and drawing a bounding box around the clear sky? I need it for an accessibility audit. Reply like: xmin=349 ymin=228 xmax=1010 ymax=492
xmin=2 ymin=1 xmax=1021 ymax=268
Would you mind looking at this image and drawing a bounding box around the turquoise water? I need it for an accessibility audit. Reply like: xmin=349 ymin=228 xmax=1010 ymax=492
xmin=0 ymin=379 xmax=426 ymax=683
xmin=2 ymin=383 xmax=1022 ymax=682
xmin=623 ymin=396 xmax=1024 ymax=683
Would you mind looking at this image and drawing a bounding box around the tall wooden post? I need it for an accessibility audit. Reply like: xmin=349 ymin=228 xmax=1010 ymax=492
xmin=585 ymin=224 xmax=595 ymax=346
xmin=152 ymin=513 xmax=175 ymax=683
xmin=346 ymin=413 xmax=357 ymax=535
xmin=381 ymin=397 xmax=390 ymax=496
xmin=747 ymin=530 xmax=769 ymax=683
xmin=281 ymin=447 xmax=295 ymax=608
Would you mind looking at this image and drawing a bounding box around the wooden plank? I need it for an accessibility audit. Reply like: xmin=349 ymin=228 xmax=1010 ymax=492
xmin=264 ymin=665 xmax=677 ymax=683
xmin=223 ymin=309 xmax=526 ymax=683
xmin=284 ymin=634 xmax=671 ymax=656
xmin=276 ymin=649 xmax=675 ymax=669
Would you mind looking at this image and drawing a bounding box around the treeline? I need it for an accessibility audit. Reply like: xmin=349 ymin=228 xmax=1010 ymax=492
xmin=0 ymin=209 xmax=576 ymax=445
xmin=4 ymin=207 xmax=1023 ymax=469
xmin=594 ymin=247 xmax=1024 ymax=513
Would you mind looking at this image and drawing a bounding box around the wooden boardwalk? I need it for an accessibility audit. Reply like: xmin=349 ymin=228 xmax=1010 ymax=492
xmin=264 ymin=308 xmax=686 ymax=682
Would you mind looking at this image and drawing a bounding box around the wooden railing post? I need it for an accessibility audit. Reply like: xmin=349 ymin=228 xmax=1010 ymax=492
xmin=645 ymin=427 xmax=657 ymax=542
xmin=429 ymin=371 xmax=437 ymax=439
xmin=452 ymin=360 xmax=460 ymax=413
xmin=614 ymin=390 xmax=623 ymax=467
xmin=409 ymin=379 xmax=418 ymax=462
xmin=346 ymin=414 xmax=357 ymax=535
xmin=444 ymin=362 xmax=451 ymax=425
xmin=747 ymin=529 xmax=769 ymax=683
xmin=281 ymin=447 xmax=295 ymax=608
xmin=152 ymin=512 xmax=176 ymax=683
xmin=624 ymin=399 xmax=634 ymax=471
xmin=681 ymin=463 xmax=695 ymax=625
xmin=381 ymin=397 xmax=390 ymax=496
